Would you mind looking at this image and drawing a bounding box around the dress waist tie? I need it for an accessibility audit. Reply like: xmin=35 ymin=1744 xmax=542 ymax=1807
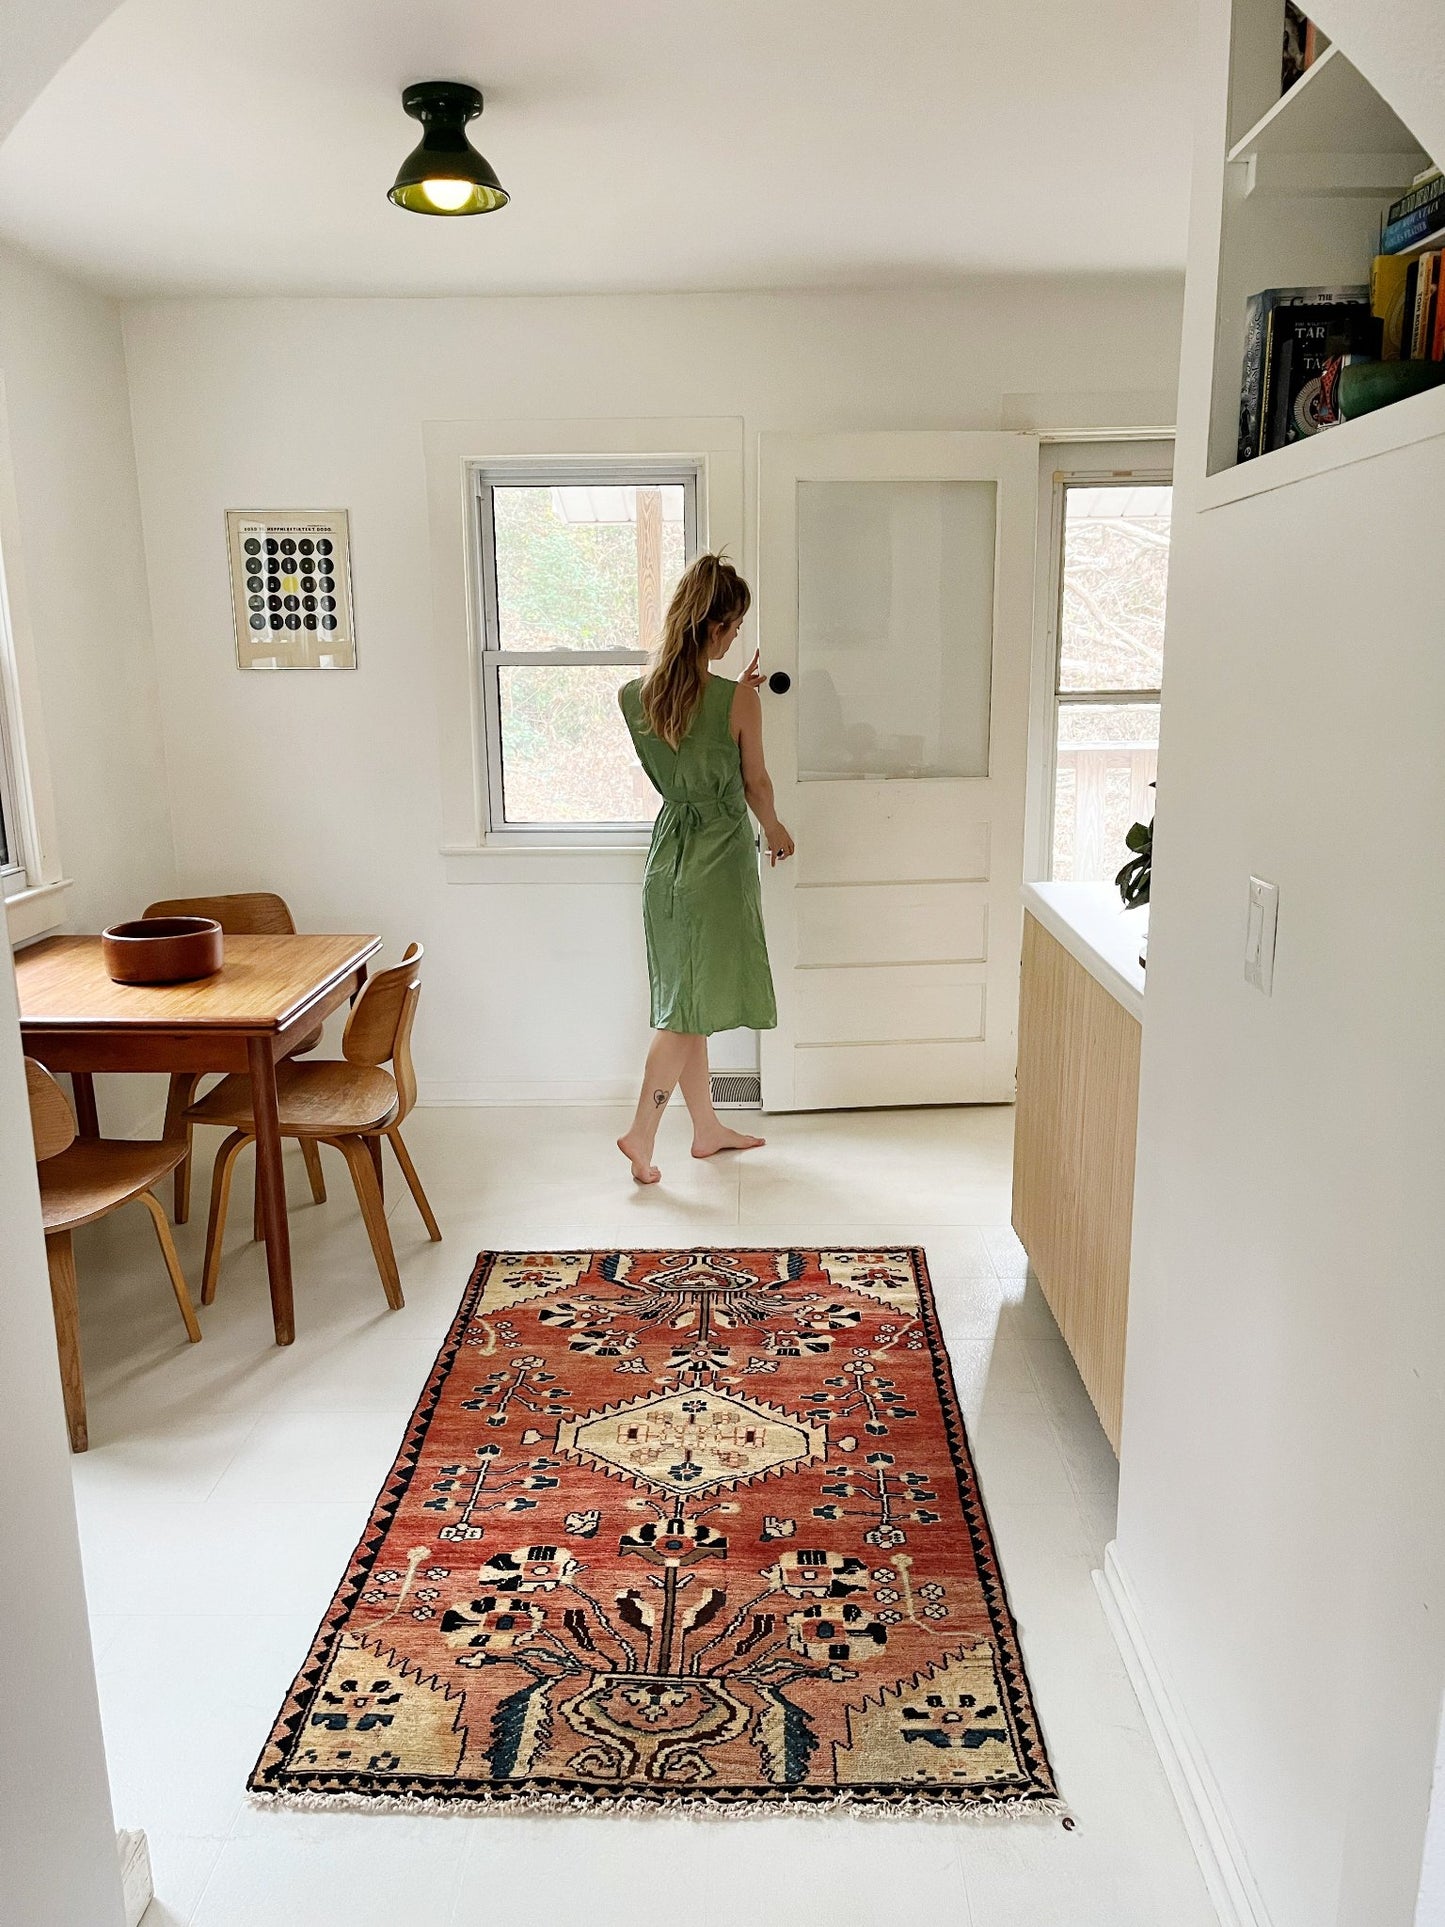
xmin=655 ymin=796 xmax=746 ymax=892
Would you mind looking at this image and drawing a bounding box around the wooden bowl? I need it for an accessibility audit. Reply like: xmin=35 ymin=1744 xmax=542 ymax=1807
xmin=101 ymin=916 xmax=224 ymax=985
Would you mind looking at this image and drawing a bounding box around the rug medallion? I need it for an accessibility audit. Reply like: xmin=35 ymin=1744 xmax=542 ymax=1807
xmin=250 ymin=1247 xmax=1058 ymax=1813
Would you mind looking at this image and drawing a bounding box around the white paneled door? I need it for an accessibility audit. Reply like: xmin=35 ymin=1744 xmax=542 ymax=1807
xmin=757 ymin=433 xmax=1039 ymax=1111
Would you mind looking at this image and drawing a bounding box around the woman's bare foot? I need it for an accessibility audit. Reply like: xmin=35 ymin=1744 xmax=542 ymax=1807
xmin=617 ymin=1134 xmax=661 ymax=1184
xmin=691 ymin=1125 xmax=766 ymax=1159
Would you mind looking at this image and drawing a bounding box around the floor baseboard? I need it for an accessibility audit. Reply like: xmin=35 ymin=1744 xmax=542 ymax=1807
xmin=417 ymin=1080 xmax=636 ymax=1105
xmin=1095 ymin=1544 xmax=1274 ymax=1927
xmin=117 ymin=1828 xmax=152 ymax=1927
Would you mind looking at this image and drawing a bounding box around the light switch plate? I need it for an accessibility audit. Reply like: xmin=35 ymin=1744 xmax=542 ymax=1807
xmin=1245 ymin=876 xmax=1278 ymax=994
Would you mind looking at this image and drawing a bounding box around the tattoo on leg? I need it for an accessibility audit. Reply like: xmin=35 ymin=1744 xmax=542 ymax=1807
xmin=652 ymin=1089 xmax=668 ymax=1108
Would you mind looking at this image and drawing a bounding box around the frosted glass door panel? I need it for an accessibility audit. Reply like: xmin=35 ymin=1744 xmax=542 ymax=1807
xmin=796 ymin=480 xmax=996 ymax=780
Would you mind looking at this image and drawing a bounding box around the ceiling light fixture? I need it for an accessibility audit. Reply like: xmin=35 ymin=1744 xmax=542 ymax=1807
xmin=388 ymin=81 xmax=509 ymax=217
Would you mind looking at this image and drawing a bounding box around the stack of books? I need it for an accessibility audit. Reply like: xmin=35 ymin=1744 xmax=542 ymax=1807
xmin=1237 ymin=289 xmax=1377 ymax=464
xmin=1371 ymin=170 xmax=1445 ymax=360
xmin=1237 ymin=168 xmax=1445 ymax=464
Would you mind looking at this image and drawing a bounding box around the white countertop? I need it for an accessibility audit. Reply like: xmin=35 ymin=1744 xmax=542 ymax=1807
xmin=1022 ymin=882 xmax=1146 ymax=1022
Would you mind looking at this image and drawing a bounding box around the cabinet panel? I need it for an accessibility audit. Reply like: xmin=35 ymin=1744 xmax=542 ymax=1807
xmin=1011 ymin=914 xmax=1140 ymax=1452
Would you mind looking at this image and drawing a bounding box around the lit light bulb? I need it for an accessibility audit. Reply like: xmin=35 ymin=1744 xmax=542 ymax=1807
xmin=421 ymin=177 xmax=474 ymax=212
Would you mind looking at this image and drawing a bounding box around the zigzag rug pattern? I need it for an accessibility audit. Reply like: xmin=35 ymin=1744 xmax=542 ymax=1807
xmin=250 ymin=1247 xmax=1059 ymax=1814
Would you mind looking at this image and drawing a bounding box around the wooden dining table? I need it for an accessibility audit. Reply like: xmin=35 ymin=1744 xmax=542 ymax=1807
xmin=16 ymin=932 xmax=381 ymax=1345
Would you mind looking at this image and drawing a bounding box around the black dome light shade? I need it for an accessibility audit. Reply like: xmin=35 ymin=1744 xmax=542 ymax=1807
xmin=388 ymin=81 xmax=509 ymax=216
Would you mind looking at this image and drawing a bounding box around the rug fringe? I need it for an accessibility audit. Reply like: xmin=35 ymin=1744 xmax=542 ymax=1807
xmin=246 ymin=1784 xmax=1072 ymax=1825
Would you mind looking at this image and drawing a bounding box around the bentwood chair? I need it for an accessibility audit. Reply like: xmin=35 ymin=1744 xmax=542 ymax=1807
xmin=26 ymin=1059 xmax=202 ymax=1453
xmin=144 ymin=892 xmax=328 ymax=1223
xmin=185 ymin=943 xmax=440 ymax=1310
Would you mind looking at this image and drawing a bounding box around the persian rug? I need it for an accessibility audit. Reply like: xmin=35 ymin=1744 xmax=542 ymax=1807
xmin=250 ymin=1247 xmax=1059 ymax=1815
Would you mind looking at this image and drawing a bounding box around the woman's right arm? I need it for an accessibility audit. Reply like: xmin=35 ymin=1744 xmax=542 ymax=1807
xmin=733 ymin=681 xmax=795 ymax=865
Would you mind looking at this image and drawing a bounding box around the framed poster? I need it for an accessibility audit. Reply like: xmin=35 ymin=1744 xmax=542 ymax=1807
xmin=226 ymin=509 xmax=357 ymax=670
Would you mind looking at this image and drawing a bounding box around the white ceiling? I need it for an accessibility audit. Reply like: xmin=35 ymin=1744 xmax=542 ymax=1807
xmin=0 ymin=0 xmax=1195 ymax=299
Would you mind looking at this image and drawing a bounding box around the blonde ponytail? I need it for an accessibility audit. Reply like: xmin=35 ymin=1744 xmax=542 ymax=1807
xmin=639 ymin=553 xmax=751 ymax=749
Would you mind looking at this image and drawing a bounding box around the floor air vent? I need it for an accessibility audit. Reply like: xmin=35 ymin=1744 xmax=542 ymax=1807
xmin=710 ymin=1071 xmax=762 ymax=1109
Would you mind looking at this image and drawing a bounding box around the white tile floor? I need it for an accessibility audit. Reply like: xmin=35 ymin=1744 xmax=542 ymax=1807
xmin=68 ymin=1102 xmax=1217 ymax=1927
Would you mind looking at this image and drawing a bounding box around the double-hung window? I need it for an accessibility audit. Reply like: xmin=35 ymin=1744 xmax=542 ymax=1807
xmin=0 ymin=531 xmax=34 ymax=903
xmin=472 ymin=463 xmax=699 ymax=837
xmin=1045 ymin=454 xmax=1172 ymax=882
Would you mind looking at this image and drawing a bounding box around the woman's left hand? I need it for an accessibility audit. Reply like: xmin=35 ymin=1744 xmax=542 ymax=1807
xmin=741 ymin=649 xmax=766 ymax=690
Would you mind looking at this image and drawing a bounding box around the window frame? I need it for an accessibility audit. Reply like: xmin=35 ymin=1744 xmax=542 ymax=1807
xmin=469 ymin=459 xmax=701 ymax=843
xmin=0 ymin=374 xmax=69 ymax=941
xmin=1028 ymin=441 xmax=1173 ymax=883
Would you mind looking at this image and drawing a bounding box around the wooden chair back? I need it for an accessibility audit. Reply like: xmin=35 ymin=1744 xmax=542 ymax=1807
xmin=342 ymin=942 xmax=423 ymax=1121
xmin=143 ymin=891 xmax=298 ymax=935
xmin=26 ymin=1059 xmax=77 ymax=1162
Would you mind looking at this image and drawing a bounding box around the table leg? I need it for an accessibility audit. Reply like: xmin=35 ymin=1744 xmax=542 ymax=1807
xmin=45 ymin=1231 xmax=87 ymax=1452
xmin=248 ymin=1036 xmax=295 ymax=1346
xmin=71 ymin=1072 xmax=100 ymax=1138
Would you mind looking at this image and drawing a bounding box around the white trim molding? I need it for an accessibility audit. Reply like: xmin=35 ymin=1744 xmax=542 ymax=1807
xmin=1096 ymin=1543 xmax=1274 ymax=1927
xmin=441 ymin=845 xmax=646 ymax=887
xmin=117 ymin=1829 xmax=153 ymax=1927
xmin=1000 ymin=390 xmax=1177 ymax=437
xmin=418 ymin=1077 xmax=636 ymax=1106
xmin=6 ymin=876 xmax=73 ymax=947
xmin=422 ymin=414 xmax=745 ymax=860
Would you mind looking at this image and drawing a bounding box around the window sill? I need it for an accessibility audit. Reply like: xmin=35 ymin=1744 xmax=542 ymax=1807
xmin=6 ymin=877 xmax=73 ymax=947
xmin=442 ymin=844 xmax=647 ymax=886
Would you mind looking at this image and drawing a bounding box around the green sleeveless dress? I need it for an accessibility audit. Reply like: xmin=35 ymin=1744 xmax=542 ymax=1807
xmin=619 ymin=673 xmax=778 ymax=1036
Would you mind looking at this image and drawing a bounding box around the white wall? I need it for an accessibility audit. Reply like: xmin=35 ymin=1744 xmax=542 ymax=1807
xmin=0 ymin=241 xmax=175 ymax=928
xmin=1116 ymin=1 xmax=1445 ymax=1923
xmin=120 ymin=278 xmax=1183 ymax=1101
xmin=0 ymin=956 xmax=126 ymax=1927
xmin=0 ymin=238 xmax=177 ymax=1131
xmin=0 ymin=7 xmax=147 ymax=1903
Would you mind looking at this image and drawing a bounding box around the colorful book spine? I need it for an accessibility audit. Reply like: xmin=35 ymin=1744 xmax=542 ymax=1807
xmin=1400 ymin=251 xmax=1443 ymax=360
xmin=1385 ymin=169 xmax=1444 ymax=227
xmin=1427 ymin=257 xmax=1439 ymax=357
xmin=1411 ymin=252 xmax=1445 ymax=360
xmin=1371 ymin=253 xmax=1413 ymax=359
xmin=1382 ymin=187 xmax=1445 ymax=255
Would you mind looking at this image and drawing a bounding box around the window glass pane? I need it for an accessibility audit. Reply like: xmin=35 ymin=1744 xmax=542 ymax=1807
xmin=493 ymin=485 xmax=687 ymax=653
xmin=797 ymin=479 xmax=995 ymax=780
xmin=1051 ymin=702 xmax=1159 ymax=883
xmin=499 ymin=663 xmax=662 ymax=825
xmin=1058 ymin=484 xmax=1171 ymax=693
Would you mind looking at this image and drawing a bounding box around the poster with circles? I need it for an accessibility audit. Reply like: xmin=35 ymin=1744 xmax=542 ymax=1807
xmin=226 ymin=510 xmax=356 ymax=670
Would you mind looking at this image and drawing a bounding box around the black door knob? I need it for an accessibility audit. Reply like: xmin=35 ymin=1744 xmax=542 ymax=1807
xmin=767 ymin=670 xmax=792 ymax=695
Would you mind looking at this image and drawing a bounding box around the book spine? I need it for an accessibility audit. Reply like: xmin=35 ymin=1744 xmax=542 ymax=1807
xmin=1382 ymin=194 xmax=1445 ymax=253
xmin=1412 ymin=255 xmax=1438 ymax=359
xmin=1238 ymin=292 xmax=1274 ymax=463
xmin=1434 ymin=275 xmax=1445 ymax=360
xmin=1265 ymin=330 xmax=1295 ymax=453
xmin=1372 ymin=253 xmax=1412 ymax=359
xmin=1404 ymin=257 xmax=1422 ymax=355
xmin=1386 ymin=170 xmax=1445 ymax=226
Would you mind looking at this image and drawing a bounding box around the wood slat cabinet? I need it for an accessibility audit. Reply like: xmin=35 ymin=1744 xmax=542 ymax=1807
xmin=1011 ymin=911 xmax=1141 ymax=1453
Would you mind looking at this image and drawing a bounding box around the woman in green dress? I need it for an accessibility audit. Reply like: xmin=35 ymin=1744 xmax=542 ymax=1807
xmin=617 ymin=554 xmax=794 ymax=1184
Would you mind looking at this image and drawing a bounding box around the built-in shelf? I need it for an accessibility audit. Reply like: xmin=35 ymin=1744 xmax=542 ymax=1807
xmin=1199 ymin=379 xmax=1445 ymax=508
xmin=1205 ymin=0 xmax=1438 ymax=482
xmin=1227 ymin=45 xmax=1421 ymax=164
